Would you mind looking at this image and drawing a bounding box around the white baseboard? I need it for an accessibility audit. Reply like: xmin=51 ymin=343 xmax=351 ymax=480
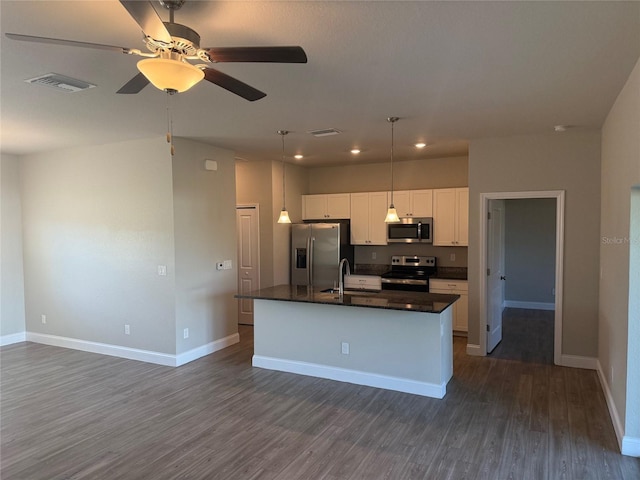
xmin=175 ymin=333 xmax=240 ymax=366
xmin=253 ymin=355 xmax=447 ymax=399
xmin=466 ymin=343 xmax=482 ymax=356
xmin=596 ymin=360 xmax=625 ymax=452
xmin=504 ymin=300 xmax=555 ymax=311
xmin=25 ymin=332 xmax=239 ymax=367
xmin=0 ymin=331 xmax=26 ymax=346
xmin=560 ymin=354 xmax=597 ymax=370
xmin=622 ymin=436 xmax=640 ymax=457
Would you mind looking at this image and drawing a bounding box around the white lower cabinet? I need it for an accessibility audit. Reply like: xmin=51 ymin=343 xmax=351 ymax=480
xmin=430 ymin=279 xmax=468 ymax=333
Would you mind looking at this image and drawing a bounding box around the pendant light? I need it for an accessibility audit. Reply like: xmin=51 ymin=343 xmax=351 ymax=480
xmin=277 ymin=130 xmax=292 ymax=224
xmin=385 ymin=116 xmax=401 ymax=223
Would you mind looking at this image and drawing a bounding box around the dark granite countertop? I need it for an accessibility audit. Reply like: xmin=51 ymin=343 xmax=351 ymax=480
xmin=235 ymin=284 xmax=460 ymax=314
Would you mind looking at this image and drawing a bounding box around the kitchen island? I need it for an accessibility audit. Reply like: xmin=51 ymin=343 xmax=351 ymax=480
xmin=236 ymin=285 xmax=459 ymax=398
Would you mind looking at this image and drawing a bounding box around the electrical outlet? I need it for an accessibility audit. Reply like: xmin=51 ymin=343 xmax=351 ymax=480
xmin=158 ymin=265 xmax=167 ymax=276
xmin=341 ymin=342 xmax=350 ymax=355
xmin=124 ymin=324 xmax=130 ymax=335
xmin=372 ymin=252 xmax=377 ymax=260
xmin=41 ymin=314 xmax=47 ymax=324
xmin=183 ymin=328 xmax=189 ymax=339
xmin=223 ymin=260 xmax=232 ymax=270
xmin=450 ymin=253 xmax=456 ymax=262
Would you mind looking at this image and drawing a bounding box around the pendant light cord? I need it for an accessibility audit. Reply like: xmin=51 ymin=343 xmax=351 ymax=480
xmin=278 ymin=130 xmax=289 ymax=209
xmin=388 ymin=117 xmax=399 ymax=205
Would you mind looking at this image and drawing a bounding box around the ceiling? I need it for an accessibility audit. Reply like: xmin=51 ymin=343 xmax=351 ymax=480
xmin=1 ymin=1 xmax=639 ymax=167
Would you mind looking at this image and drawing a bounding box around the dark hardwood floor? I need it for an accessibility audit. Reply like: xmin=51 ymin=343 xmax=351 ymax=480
xmin=489 ymin=308 xmax=555 ymax=364
xmin=2 ymin=325 xmax=639 ymax=479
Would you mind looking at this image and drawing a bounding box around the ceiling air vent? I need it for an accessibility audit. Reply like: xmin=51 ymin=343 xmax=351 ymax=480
xmin=25 ymin=73 xmax=96 ymax=93
xmin=307 ymin=128 xmax=341 ymax=137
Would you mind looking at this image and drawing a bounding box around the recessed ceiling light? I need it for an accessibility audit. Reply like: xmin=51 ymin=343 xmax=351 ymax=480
xmin=415 ymin=142 xmax=427 ymax=149
xmin=350 ymin=149 xmax=361 ymax=154
xmin=554 ymin=125 xmax=568 ymax=132
xmin=294 ymin=154 xmax=304 ymax=159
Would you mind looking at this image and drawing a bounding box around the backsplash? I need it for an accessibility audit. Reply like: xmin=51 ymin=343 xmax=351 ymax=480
xmin=355 ymin=263 xmax=468 ymax=280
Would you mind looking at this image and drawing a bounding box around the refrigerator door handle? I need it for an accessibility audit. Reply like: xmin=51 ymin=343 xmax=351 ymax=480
xmin=309 ymin=236 xmax=315 ymax=285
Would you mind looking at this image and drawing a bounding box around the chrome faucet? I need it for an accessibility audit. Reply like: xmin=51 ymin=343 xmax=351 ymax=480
xmin=338 ymin=258 xmax=351 ymax=295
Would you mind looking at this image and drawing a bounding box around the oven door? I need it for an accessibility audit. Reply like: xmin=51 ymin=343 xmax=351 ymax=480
xmin=381 ymin=277 xmax=429 ymax=292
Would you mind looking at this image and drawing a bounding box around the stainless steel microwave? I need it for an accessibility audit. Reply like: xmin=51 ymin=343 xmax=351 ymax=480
xmin=387 ymin=217 xmax=433 ymax=243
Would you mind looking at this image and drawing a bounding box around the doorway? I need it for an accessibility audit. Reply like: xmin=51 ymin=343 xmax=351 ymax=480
xmin=236 ymin=205 xmax=260 ymax=325
xmin=479 ymin=191 xmax=565 ymax=365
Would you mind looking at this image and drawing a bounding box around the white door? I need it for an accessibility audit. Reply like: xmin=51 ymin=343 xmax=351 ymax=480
xmin=237 ymin=206 xmax=260 ymax=325
xmin=486 ymin=199 xmax=505 ymax=353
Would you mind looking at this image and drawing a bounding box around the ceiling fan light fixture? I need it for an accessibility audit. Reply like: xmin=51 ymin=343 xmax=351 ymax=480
xmin=137 ymin=58 xmax=204 ymax=93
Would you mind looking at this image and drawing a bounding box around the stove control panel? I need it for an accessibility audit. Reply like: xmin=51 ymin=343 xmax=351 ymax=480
xmin=390 ymin=255 xmax=436 ymax=267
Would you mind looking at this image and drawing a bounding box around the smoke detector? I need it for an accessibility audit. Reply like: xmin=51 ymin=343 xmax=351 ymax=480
xmin=25 ymin=73 xmax=96 ymax=92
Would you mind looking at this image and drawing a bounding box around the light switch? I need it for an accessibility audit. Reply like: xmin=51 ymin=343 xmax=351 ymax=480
xmin=223 ymin=260 xmax=232 ymax=270
xmin=158 ymin=265 xmax=167 ymax=276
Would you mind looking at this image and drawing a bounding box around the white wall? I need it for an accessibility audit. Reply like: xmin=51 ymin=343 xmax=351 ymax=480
xmin=16 ymin=136 xmax=239 ymax=362
xmin=19 ymin=138 xmax=178 ymax=353
xmin=504 ymin=198 xmax=556 ymax=305
xmin=600 ymin=56 xmax=640 ymax=452
xmin=172 ymin=139 xmax=238 ymax=356
xmin=468 ymin=131 xmax=602 ymax=358
xmin=0 ymin=154 xmax=26 ymax=341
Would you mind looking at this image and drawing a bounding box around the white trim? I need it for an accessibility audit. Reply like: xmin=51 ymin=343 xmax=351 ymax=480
xmin=560 ymin=354 xmax=597 ymax=370
xmin=466 ymin=343 xmax=482 ymax=356
xmin=175 ymin=333 xmax=240 ymax=366
xmin=0 ymin=331 xmax=26 ymax=346
xmin=252 ymin=355 xmax=447 ymax=399
xmin=25 ymin=332 xmax=239 ymax=367
xmin=503 ymin=300 xmax=555 ymax=311
xmin=479 ymin=190 xmax=565 ymax=365
xmin=597 ymin=360 xmax=625 ymax=452
xmin=622 ymin=436 xmax=640 ymax=457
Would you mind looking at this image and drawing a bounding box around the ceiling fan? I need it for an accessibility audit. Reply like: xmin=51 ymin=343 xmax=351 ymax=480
xmin=5 ymin=0 xmax=307 ymax=101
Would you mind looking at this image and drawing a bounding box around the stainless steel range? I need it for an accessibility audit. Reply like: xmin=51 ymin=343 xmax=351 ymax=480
xmin=381 ymin=255 xmax=437 ymax=292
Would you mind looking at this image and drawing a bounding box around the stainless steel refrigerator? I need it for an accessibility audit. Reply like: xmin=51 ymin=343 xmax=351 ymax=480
xmin=291 ymin=221 xmax=354 ymax=287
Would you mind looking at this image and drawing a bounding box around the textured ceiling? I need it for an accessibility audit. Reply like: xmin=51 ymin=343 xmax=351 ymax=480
xmin=1 ymin=1 xmax=639 ymax=166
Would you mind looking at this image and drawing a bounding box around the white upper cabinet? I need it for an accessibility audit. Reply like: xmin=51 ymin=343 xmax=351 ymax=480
xmin=302 ymin=193 xmax=351 ymax=220
xmin=433 ymin=188 xmax=468 ymax=246
xmin=350 ymin=192 xmax=389 ymax=245
xmin=391 ymin=189 xmax=433 ymax=218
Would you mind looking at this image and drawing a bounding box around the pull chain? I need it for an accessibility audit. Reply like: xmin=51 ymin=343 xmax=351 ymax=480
xmin=166 ymin=90 xmax=175 ymax=156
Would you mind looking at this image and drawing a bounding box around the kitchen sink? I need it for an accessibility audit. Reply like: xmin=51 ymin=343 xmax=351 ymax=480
xmin=320 ymin=288 xmax=380 ymax=296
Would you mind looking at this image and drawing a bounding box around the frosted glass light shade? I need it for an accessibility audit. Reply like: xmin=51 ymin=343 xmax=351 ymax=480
xmin=137 ymin=58 xmax=204 ymax=93
xmin=384 ymin=206 xmax=400 ymax=223
xmin=277 ymin=208 xmax=292 ymax=224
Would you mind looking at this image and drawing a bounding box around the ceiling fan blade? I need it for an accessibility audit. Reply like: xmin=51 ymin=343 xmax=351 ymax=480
xmin=119 ymin=0 xmax=172 ymax=44
xmin=117 ymin=73 xmax=150 ymax=94
xmin=204 ymin=46 xmax=308 ymax=63
xmin=5 ymin=33 xmax=135 ymax=54
xmin=203 ymin=68 xmax=266 ymax=102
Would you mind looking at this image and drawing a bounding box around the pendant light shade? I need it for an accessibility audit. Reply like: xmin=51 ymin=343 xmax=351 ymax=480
xmin=385 ymin=116 xmax=401 ymax=223
xmin=277 ymin=130 xmax=292 ymax=224
xmin=137 ymin=58 xmax=204 ymax=93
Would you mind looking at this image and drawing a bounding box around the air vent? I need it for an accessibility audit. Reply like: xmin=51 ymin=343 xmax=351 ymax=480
xmin=25 ymin=73 xmax=96 ymax=92
xmin=307 ymin=128 xmax=341 ymax=137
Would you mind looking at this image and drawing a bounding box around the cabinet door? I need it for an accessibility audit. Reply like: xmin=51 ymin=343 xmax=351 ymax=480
xmin=456 ymin=188 xmax=469 ymax=246
xmin=368 ymin=191 xmax=389 ymax=245
xmin=349 ymin=193 xmax=369 ymax=244
xmin=391 ymin=191 xmax=412 ymax=217
xmin=411 ymin=190 xmax=433 ymax=217
xmin=303 ymin=195 xmax=327 ymax=220
xmin=326 ymin=193 xmax=351 ymax=219
xmin=433 ymin=189 xmax=457 ymax=246
xmin=454 ymin=293 xmax=468 ymax=332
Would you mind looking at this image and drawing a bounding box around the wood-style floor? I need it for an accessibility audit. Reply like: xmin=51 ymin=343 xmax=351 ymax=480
xmin=489 ymin=307 xmax=555 ymax=364
xmin=2 ymin=324 xmax=639 ymax=480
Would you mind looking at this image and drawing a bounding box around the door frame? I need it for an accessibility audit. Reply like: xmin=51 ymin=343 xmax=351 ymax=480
xmin=478 ymin=190 xmax=565 ymax=365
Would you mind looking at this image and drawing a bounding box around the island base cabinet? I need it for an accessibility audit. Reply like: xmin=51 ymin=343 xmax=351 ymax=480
xmin=252 ymin=299 xmax=453 ymax=398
